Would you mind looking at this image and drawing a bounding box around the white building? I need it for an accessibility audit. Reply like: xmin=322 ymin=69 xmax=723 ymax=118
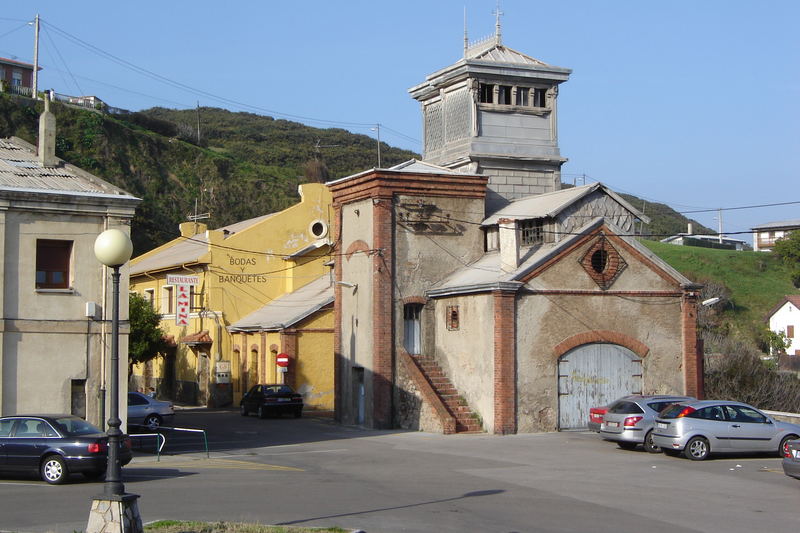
xmin=0 ymin=99 xmax=139 ymax=426
xmin=767 ymin=295 xmax=800 ymax=356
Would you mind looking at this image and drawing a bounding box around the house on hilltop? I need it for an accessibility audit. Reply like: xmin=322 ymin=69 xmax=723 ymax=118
xmin=0 ymin=57 xmax=40 ymax=97
xmin=752 ymin=219 xmax=800 ymax=252
xmin=0 ymin=99 xmax=139 ymax=426
xmin=330 ymin=29 xmax=702 ymax=434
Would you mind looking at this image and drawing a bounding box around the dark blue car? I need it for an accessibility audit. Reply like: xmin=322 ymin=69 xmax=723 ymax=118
xmin=0 ymin=414 xmax=132 ymax=484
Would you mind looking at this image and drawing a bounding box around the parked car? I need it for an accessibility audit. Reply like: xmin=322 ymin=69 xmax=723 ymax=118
xmin=782 ymin=438 xmax=800 ymax=480
xmin=653 ymin=400 xmax=800 ymax=461
xmin=588 ymin=406 xmax=607 ymax=432
xmin=0 ymin=414 xmax=132 ymax=484
xmin=240 ymin=384 xmax=303 ymax=418
xmin=599 ymin=395 xmax=694 ymax=452
xmin=127 ymin=391 xmax=174 ymax=430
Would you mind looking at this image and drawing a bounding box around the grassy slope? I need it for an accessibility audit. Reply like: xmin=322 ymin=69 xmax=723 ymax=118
xmin=639 ymin=240 xmax=797 ymax=339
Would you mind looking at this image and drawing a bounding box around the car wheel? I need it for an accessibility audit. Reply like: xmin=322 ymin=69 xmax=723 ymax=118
xmin=684 ymin=436 xmax=710 ymax=461
xmin=240 ymin=404 xmax=248 ymax=417
xmin=294 ymin=408 xmax=302 ymax=418
xmin=617 ymin=441 xmax=637 ymax=450
xmin=779 ymin=434 xmax=798 ymax=458
xmin=643 ymin=430 xmax=660 ymax=453
xmin=41 ymin=455 xmax=68 ymax=484
xmin=144 ymin=414 xmax=162 ymax=430
xmin=258 ymin=405 xmax=266 ymax=419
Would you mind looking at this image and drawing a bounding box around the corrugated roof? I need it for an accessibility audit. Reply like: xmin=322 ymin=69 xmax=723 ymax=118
xmin=228 ymin=275 xmax=334 ymax=331
xmin=482 ymin=183 xmax=649 ymax=226
xmin=0 ymin=138 xmax=136 ymax=198
xmin=752 ymin=219 xmax=800 ymax=230
xmin=466 ymin=41 xmax=549 ymax=67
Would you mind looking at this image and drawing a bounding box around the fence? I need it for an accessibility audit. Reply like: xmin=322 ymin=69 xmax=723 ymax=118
xmin=129 ymin=426 xmax=209 ymax=461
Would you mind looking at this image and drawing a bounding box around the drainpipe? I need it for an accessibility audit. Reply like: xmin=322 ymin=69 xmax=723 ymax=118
xmin=98 ymin=217 xmax=110 ymax=428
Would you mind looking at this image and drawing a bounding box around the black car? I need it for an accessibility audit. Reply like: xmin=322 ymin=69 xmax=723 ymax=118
xmin=0 ymin=414 xmax=132 ymax=484
xmin=240 ymin=384 xmax=303 ymax=418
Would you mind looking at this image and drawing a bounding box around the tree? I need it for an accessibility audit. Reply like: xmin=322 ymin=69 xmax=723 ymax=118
xmin=128 ymin=293 xmax=169 ymax=373
xmin=773 ymin=230 xmax=800 ymax=287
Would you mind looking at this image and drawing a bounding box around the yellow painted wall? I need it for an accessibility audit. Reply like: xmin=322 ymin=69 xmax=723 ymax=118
xmin=294 ymin=309 xmax=335 ymax=410
xmin=129 ymin=183 xmax=333 ymax=406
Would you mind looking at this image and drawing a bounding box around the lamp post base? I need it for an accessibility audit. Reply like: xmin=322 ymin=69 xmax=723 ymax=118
xmin=86 ymin=493 xmax=142 ymax=533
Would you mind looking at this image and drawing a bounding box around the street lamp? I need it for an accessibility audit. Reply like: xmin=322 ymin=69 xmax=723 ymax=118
xmin=87 ymin=228 xmax=142 ymax=533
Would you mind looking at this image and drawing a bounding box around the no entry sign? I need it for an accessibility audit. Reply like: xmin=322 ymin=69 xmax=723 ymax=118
xmin=276 ymin=354 xmax=290 ymax=367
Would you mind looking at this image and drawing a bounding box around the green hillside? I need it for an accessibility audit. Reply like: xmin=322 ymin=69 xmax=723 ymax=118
xmin=639 ymin=239 xmax=796 ymax=344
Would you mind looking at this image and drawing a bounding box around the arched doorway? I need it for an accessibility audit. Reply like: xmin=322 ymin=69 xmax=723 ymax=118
xmin=558 ymin=343 xmax=642 ymax=430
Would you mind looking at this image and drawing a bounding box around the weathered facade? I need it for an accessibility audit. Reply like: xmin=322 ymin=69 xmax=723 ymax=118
xmin=330 ymin=32 xmax=702 ymax=434
xmin=0 ymin=100 xmax=139 ymax=427
xmin=129 ymin=183 xmax=334 ymax=409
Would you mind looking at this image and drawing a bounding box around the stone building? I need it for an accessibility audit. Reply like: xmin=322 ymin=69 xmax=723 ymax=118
xmin=329 ymin=32 xmax=702 ymax=433
xmin=0 ymin=100 xmax=139 ymax=426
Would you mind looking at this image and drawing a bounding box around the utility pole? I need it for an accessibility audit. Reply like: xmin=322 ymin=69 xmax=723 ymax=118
xmin=717 ymin=208 xmax=723 ymax=244
xmin=32 ymin=14 xmax=40 ymax=99
xmin=371 ymin=124 xmax=382 ymax=168
xmin=196 ymin=101 xmax=201 ymax=143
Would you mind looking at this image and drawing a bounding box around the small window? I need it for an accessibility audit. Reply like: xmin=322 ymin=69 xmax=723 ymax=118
xmin=11 ymin=69 xmax=22 ymax=86
xmin=787 ymin=325 xmax=795 ymax=338
xmin=446 ymin=305 xmax=460 ymax=331
xmin=162 ymin=286 xmax=174 ymax=314
xmin=36 ymin=239 xmax=72 ymax=289
xmin=519 ymin=219 xmax=544 ymax=246
xmin=533 ymin=88 xmax=547 ymax=107
xmin=144 ymin=289 xmax=155 ymax=308
xmin=479 ymin=84 xmax=494 ymax=103
xmin=515 ymin=87 xmax=529 ymax=106
xmin=485 ymin=227 xmax=499 ymax=252
xmin=403 ymin=303 xmax=423 ymax=355
xmin=591 ymin=249 xmax=609 ymax=273
xmin=498 ymin=85 xmax=512 ymax=105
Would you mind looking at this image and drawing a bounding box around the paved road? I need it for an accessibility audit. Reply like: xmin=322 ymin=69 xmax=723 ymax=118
xmin=0 ymin=408 xmax=797 ymax=533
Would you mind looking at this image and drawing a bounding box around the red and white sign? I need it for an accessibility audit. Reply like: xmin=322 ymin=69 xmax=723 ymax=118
xmin=276 ymin=354 xmax=290 ymax=367
xmin=175 ymin=284 xmax=192 ymax=326
xmin=166 ymin=274 xmax=199 ymax=286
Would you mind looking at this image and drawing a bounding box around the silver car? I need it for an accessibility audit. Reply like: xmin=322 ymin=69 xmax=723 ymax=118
xmin=599 ymin=395 xmax=694 ymax=453
xmin=653 ymin=400 xmax=800 ymax=461
xmin=127 ymin=391 xmax=174 ymax=430
xmin=783 ymin=439 xmax=800 ymax=480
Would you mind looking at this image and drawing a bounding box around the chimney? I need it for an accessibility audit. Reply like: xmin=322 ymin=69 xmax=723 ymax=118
xmin=687 ymin=223 xmax=693 ymax=235
xmin=179 ymin=221 xmax=207 ymax=237
xmin=38 ymin=94 xmax=58 ymax=167
xmin=498 ymin=218 xmax=520 ymax=273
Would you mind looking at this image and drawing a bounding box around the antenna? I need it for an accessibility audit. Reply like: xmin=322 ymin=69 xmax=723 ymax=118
xmin=313 ymin=139 xmax=340 ymax=160
xmin=188 ymin=195 xmax=210 ymax=232
xmin=493 ymin=1 xmax=503 ymax=44
xmin=463 ymin=7 xmax=469 ymax=57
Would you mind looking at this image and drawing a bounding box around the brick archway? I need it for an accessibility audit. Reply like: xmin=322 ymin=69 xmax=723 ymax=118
xmin=553 ymin=330 xmax=650 ymax=359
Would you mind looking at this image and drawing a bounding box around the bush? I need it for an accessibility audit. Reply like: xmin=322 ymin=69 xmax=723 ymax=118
xmin=705 ymin=348 xmax=800 ymax=412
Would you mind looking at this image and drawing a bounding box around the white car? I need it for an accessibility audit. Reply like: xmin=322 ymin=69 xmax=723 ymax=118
xmin=127 ymin=391 xmax=174 ymax=430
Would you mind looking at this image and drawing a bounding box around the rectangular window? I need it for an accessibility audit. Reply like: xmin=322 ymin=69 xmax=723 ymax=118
xmin=11 ymin=69 xmax=22 ymax=86
xmin=36 ymin=239 xmax=72 ymax=289
xmin=533 ymin=88 xmax=547 ymax=107
xmin=788 ymin=325 xmax=795 ymax=339
xmin=520 ymin=219 xmax=544 ymax=246
xmin=479 ymin=83 xmax=494 ymax=103
xmin=446 ymin=305 xmax=460 ymax=331
xmin=515 ymin=87 xmax=529 ymax=106
xmin=403 ymin=304 xmax=423 ymax=355
xmin=498 ymin=85 xmax=512 ymax=105
xmin=485 ymin=227 xmax=500 ymax=252
xmin=162 ymin=286 xmax=174 ymax=314
xmin=144 ymin=289 xmax=155 ymax=308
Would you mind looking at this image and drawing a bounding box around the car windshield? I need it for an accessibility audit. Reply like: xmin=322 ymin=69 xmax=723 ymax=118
xmin=53 ymin=416 xmax=103 ymax=436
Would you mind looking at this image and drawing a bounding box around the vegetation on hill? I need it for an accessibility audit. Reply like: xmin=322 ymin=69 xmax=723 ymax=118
xmin=619 ymin=193 xmax=714 ymax=240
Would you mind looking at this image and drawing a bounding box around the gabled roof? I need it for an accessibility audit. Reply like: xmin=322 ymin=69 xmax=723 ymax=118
xmin=766 ymin=295 xmax=800 ymax=320
xmin=752 ymin=219 xmax=800 ymax=231
xmin=427 ymin=217 xmax=690 ymax=297
xmin=227 ymin=275 xmax=334 ymax=332
xmin=481 ymin=183 xmax=650 ymax=226
xmin=0 ymin=137 xmax=137 ymax=200
xmin=465 ymin=40 xmax=550 ymax=67
xmin=130 ymin=213 xmax=278 ymax=275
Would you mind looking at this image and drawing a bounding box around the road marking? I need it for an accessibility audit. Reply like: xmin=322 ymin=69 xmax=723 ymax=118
xmin=127 ymin=458 xmax=303 ymax=472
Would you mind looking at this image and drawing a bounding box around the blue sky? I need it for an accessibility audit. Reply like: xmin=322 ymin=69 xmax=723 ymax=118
xmin=1 ymin=1 xmax=797 ymax=239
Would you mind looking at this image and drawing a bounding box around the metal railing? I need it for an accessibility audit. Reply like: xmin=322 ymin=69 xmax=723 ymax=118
xmin=129 ymin=426 xmax=208 ymax=461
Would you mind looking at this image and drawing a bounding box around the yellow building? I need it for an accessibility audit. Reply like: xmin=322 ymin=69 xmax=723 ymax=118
xmin=129 ymin=183 xmax=334 ymax=409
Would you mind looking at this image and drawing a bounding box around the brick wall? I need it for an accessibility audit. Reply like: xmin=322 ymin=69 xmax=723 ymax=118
xmin=493 ymin=289 xmax=517 ymax=434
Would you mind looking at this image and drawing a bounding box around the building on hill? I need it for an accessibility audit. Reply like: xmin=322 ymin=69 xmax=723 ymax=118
xmin=329 ymin=28 xmax=702 ymax=434
xmin=752 ymin=219 xmax=800 ymax=252
xmin=661 ymin=225 xmax=748 ymax=251
xmin=129 ymin=183 xmax=335 ymax=410
xmin=767 ymin=295 xmax=800 ymax=357
xmin=0 ymin=98 xmax=139 ymax=426
xmin=0 ymin=57 xmax=40 ymax=97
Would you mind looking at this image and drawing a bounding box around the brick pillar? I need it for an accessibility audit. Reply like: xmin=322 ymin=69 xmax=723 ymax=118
xmin=372 ymin=196 xmax=394 ymax=429
xmin=681 ymin=287 xmax=702 ymax=398
xmin=493 ymin=289 xmax=517 ymax=435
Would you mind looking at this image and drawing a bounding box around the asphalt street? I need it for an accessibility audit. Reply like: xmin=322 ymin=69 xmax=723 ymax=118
xmin=0 ymin=408 xmax=797 ymax=533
